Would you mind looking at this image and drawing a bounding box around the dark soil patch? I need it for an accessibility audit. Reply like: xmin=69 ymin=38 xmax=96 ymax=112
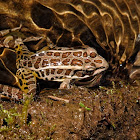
xmin=0 ymin=79 xmax=139 ymax=140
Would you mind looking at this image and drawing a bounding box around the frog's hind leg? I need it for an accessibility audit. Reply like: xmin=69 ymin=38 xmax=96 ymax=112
xmin=16 ymin=68 xmax=37 ymax=99
xmin=0 ymin=67 xmax=37 ymax=101
xmin=0 ymin=84 xmax=24 ymax=101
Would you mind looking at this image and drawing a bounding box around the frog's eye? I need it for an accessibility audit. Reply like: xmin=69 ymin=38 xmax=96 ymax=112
xmin=85 ymin=68 xmax=95 ymax=75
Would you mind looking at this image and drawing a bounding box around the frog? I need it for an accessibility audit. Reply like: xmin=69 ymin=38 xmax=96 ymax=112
xmin=0 ymin=25 xmax=109 ymax=101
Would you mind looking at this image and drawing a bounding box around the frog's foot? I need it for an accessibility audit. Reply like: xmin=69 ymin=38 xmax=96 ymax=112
xmin=129 ymin=51 xmax=140 ymax=80
xmin=0 ymin=24 xmax=22 ymax=48
xmin=16 ymin=68 xmax=37 ymax=97
xmin=59 ymin=79 xmax=73 ymax=89
xmin=0 ymin=84 xmax=24 ymax=101
xmin=3 ymin=36 xmax=14 ymax=48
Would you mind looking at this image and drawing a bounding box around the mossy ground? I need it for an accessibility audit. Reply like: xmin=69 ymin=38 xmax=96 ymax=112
xmin=0 ymin=79 xmax=139 ymax=140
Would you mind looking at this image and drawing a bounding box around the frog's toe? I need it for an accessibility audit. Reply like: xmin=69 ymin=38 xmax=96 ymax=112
xmin=59 ymin=79 xmax=73 ymax=89
xmin=59 ymin=83 xmax=71 ymax=89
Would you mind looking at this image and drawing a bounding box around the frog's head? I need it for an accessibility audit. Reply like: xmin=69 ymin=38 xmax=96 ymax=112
xmin=84 ymin=47 xmax=109 ymax=76
xmin=74 ymin=47 xmax=109 ymax=87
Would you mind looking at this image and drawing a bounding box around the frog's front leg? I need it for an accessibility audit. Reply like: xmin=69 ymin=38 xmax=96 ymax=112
xmin=0 ymin=24 xmax=22 ymax=48
xmin=59 ymin=79 xmax=73 ymax=89
xmin=16 ymin=68 xmax=37 ymax=98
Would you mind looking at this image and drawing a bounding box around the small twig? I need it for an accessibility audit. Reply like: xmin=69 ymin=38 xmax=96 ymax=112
xmin=48 ymin=95 xmax=69 ymax=103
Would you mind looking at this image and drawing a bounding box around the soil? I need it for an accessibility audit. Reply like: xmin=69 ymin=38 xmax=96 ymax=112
xmin=0 ymin=79 xmax=139 ymax=140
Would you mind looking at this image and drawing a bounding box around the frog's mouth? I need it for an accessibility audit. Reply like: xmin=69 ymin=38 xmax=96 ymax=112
xmin=74 ymin=72 xmax=104 ymax=87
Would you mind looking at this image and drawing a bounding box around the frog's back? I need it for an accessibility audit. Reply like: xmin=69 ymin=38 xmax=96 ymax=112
xmin=19 ymin=46 xmax=108 ymax=81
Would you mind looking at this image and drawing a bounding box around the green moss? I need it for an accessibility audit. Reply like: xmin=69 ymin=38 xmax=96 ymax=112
xmin=79 ymin=102 xmax=91 ymax=111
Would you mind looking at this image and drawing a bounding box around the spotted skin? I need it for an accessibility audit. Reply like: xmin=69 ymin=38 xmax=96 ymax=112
xmin=17 ymin=45 xmax=108 ymax=82
xmin=0 ymin=84 xmax=23 ymax=101
xmin=0 ymin=26 xmax=109 ymax=101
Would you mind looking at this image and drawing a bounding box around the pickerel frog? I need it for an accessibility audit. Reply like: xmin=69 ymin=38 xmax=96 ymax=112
xmin=0 ymin=26 xmax=108 ymax=101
